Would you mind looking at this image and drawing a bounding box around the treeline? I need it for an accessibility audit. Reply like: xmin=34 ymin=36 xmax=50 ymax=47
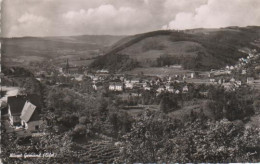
xmin=90 ymin=54 xmax=139 ymax=72
xmin=155 ymin=52 xmax=206 ymax=70
xmin=91 ymin=27 xmax=260 ymax=72
xmin=169 ymin=27 xmax=260 ymax=68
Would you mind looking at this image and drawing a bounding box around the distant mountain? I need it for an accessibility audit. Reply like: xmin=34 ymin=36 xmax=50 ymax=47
xmin=90 ymin=26 xmax=260 ymax=72
xmin=1 ymin=35 xmax=125 ymax=67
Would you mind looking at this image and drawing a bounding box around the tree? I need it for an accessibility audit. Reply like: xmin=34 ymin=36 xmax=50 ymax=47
xmin=159 ymin=95 xmax=178 ymax=113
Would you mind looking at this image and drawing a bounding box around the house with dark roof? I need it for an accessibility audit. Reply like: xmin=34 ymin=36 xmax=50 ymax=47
xmin=20 ymin=101 xmax=43 ymax=131
xmin=109 ymin=82 xmax=124 ymax=91
xmin=7 ymin=95 xmax=27 ymax=126
xmin=7 ymin=95 xmax=43 ymax=131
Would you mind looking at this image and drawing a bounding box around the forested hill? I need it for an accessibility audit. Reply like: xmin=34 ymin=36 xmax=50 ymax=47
xmin=90 ymin=26 xmax=260 ymax=72
xmin=1 ymin=35 xmax=125 ymax=67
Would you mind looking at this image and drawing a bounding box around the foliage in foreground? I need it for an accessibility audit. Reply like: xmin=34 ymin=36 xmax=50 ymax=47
xmin=122 ymin=111 xmax=260 ymax=163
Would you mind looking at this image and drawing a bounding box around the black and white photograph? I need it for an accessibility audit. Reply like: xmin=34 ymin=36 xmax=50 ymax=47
xmin=0 ymin=0 xmax=260 ymax=163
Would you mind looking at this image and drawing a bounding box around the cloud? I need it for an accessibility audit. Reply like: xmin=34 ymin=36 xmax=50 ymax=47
xmin=61 ymin=4 xmax=153 ymax=35
xmin=163 ymin=0 xmax=260 ymax=30
xmin=8 ymin=13 xmax=51 ymax=37
xmin=18 ymin=13 xmax=47 ymax=24
xmin=2 ymin=0 xmax=260 ymax=37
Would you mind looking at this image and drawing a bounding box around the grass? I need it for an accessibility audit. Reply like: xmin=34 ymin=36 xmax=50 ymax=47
xmin=125 ymin=67 xmax=193 ymax=76
xmin=168 ymin=99 xmax=210 ymax=122
xmin=1 ymin=35 xmax=124 ymax=67
xmin=91 ymin=27 xmax=260 ymax=72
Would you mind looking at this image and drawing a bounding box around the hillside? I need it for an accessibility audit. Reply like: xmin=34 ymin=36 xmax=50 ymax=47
xmin=90 ymin=26 xmax=260 ymax=72
xmin=1 ymin=35 xmax=125 ymax=67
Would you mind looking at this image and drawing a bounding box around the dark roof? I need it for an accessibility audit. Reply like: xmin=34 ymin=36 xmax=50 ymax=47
xmin=20 ymin=101 xmax=36 ymax=122
xmin=26 ymin=94 xmax=43 ymax=109
xmin=7 ymin=94 xmax=42 ymax=115
xmin=7 ymin=95 xmax=27 ymax=115
xmin=20 ymin=101 xmax=40 ymax=122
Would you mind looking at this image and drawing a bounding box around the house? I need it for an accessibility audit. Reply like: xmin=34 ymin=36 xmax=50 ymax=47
xmin=131 ymin=93 xmax=141 ymax=97
xmin=109 ymin=83 xmax=124 ymax=91
xmin=182 ymin=75 xmax=186 ymax=80
xmin=182 ymin=86 xmax=189 ymax=93
xmin=230 ymin=78 xmax=235 ymax=82
xmin=168 ymin=76 xmax=173 ymax=82
xmin=175 ymin=90 xmax=180 ymax=94
xmin=142 ymin=81 xmax=150 ymax=87
xmin=242 ymin=69 xmax=247 ymax=75
xmin=165 ymin=84 xmax=174 ymax=93
xmin=96 ymin=69 xmax=109 ymax=74
xmin=235 ymin=81 xmax=242 ymax=86
xmin=157 ymin=86 xmax=165 ymax=93
xmin=7 ymin=95 xmax=28 ymax=126
xmin=125 ymin=78 xmax=140 ymax=84
xmin=125 ymin=79 xmax=131 ymax=84
xmin=190 ymin=73 xmax=194 ymax=79
xmin=92 ymin=76 xmax=99 ymax=82
xmin=144 ymin=86 xmax=151 ymax=91
xmin=199 ymin=91 xmax=208 ymax=97
xmin=223 ymin=83 xmax=235 ymax=91
xmin=125 ymin=82 xmax=134 ymax=89
xmin=20 ymin=101 xmax=43 ymax=131
xmin=92 ymin=82 xmax=103 ymax=91
xmin=247 ymin=77 xmax=254 ymax=84
xmin=131 ymin=78 xmax=140 ymax=84
xmin=218 ymin=79 xmax=223 ymax=84
xmin=75 ymin=75 xmax=83 ymax=81
xmin=166 ymin=86 xmax=174 ymax=93
xmin=165 ymin=84 xmax=172 ymax=90
xmin=7 ymin=95 xmax=42 ymax=130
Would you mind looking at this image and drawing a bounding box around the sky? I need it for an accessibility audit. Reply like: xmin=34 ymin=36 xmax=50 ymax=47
xmin=1 ymin=0 xmax=260 ymax=37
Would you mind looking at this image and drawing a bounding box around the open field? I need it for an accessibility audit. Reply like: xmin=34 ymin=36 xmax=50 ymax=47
xmin=125 ymin=67 xmax=194 ymax=76
xmin=1 ymin=35 xmax=124 ymax=67
xmin=91 ymin=27 xmax=260 ymax=72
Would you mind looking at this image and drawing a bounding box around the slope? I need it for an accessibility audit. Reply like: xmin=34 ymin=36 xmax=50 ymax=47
xmin=90 ymin=26 xmax=260 ymax=72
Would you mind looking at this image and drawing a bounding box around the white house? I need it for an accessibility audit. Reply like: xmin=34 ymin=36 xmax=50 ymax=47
xmin=175 ymin=90 xmax=180 ymax=94
xmin=235 ymin=81 xmax=242 ymax=86
xmin=242 ymin=70 xmax=247 ymax=75
xmin=190 ymin=73 xmax=194 ymax=79
xmin=157 ymin=86 xmax=165 ymax=93
xmin=167 ymin=86 xmax=174 ymax=93
xmin=131 ymin=78 xmax=140 ymax=84
xmin=230 ymin=78 xmax=235 ymax=82
xmin=182 ymin=86 xmax=189 ymax=93
xmin=109 ymin=83 xmax=124 ymax=91
xmin=20 ymin=101 xmax=43 ymax=131
xmin=144 ymin=86 xmax=151 ymax=91
xmin=125 ymin=82 xmax=134 ymax=89
xmin=247 ymin=77 xmax=254 ymax=84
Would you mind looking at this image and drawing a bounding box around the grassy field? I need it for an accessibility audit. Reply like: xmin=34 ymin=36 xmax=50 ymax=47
xmin=91 ymin=27 xmax=260 ymax=72
xmin=168 ymin=99 xmax=210 ymax=122
xmin=125 ymin=67 xmax=194 ymax=76
xmin=1 ymin=35 xmax=124 ymax=67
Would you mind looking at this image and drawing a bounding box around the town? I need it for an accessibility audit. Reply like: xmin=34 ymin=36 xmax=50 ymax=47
xmin=1 ymin=47 xmax=260 ymax=130
xmin=1 ymin=36 xmax=260 ymax=163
